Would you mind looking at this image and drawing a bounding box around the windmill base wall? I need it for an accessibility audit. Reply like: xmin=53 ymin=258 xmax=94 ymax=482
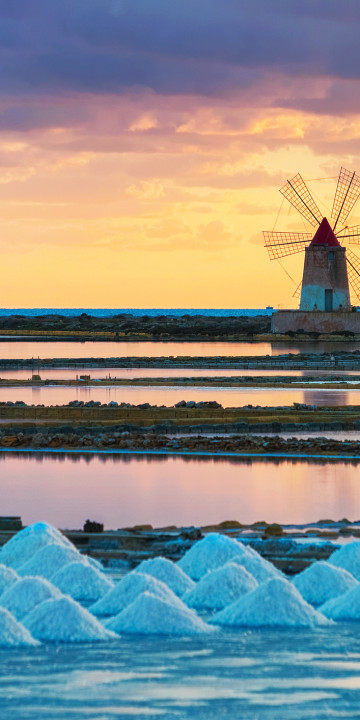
xmin=272 ymin=311 xmax=360 ymax=335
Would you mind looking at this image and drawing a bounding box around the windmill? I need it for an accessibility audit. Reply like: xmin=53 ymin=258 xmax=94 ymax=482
xmin=263 ymin=168 xmax=360 ymax=311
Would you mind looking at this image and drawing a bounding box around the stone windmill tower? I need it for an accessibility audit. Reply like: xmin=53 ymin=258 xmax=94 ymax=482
xmin=263 ymin=168 xmax=360 ymax=312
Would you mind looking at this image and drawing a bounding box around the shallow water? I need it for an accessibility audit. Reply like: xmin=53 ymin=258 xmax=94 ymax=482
xmin=1 ymin=454 xmax=360 ymax=528
xmin=0 ymin=384 xmax=358 ymax=406
xmin=1 ymin=627 xmax=360 ymax=719
xmin=1 ymin=339 xmax=360 ymax=359
xmin=1 ymin=367 xmax=360 ymax=380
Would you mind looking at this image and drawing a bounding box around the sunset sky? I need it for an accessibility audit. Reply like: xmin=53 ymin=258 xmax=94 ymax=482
xmin=2 ymin=1 xmax=360 ymax=308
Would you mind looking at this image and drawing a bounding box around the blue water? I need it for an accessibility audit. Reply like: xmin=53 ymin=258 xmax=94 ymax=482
xmin=2 ymin=628 xmax=360 ymax=719
xmin=0 ymin=308 xmax=274 ymax=318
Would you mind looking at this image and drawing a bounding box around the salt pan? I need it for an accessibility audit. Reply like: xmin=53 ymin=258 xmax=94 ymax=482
xmin=106 ymin=591 xmax=215 ymax=636
xmin=183 ymin=562 xmax=257 ymax=611
xmin=134 ymin=557 xmax=194 ymax=596
xmin=211 ymin=577 xmax=331 ymax=628
xmin=0 ymin=576 xmax=62 ymax=620
xmin=90 ymin=571 xmax=184 ymax=617
xmin=0 ymin=607 xmax=39 ymax=647
xmin=23 ymin=596 xmax=117 ymax=643
xmin=293 ymin=561 xmax=358 ymax=606
xmin=51 ymin=562 xmax=114 ymax=602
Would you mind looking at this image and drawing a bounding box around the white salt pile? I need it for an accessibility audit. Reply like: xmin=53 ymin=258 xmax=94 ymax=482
xmin=178 ymin=533 xmax=255 ymax=581
xmin=231 ymin=553 xmax=282 ymax=584
xmin=51 ymin=562 xmax=114 ymax=602
xmin=178 ymin=532 xmax=281 ymax=583
xmin=105 ymin=591 xmax=215 ymax=636
xmin=0 ymin=522 xmax=73 ymax=569
xmin=0 ymin=564 xmax=19 ymax=596
xmin=183 ymin=562 xmax=258 ymax=611
xmin=210 ymin=577 xmax=331 ymax=628
xmin=0 ymin=576 xmax=62 ymax=621
xmin=23 ymin=596 xmax=117 ymax=643
xmin=320 ymin=584 xmax=360 ymax=620
xmin=328 ymin=541 xmax=360 ymax=580
xmin=17 ymin=543 xmax=84 ymax=580
xmin=0 ymin=607 xmax=40 ymax=647
xmin=134 ymin=557 xmax=194 ymax=596
xmin=293 ymin=561 xmax=358 ymax=606
xmin=90 ymin=571 xmax=184 ymax=617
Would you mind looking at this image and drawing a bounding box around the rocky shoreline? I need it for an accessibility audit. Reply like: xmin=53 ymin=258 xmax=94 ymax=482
xmin=2 ymin=351 xmax=360 ymax=370
xmin=1 ymin=425 xmax=360 ymax=457
xmin=0 ymin=313 xmax=271 ymax=340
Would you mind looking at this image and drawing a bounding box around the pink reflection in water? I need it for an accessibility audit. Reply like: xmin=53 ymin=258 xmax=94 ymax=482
xmin=0 ymin=385 xmax=354 ymax=406
xmin=0 ymin=453 xmax=359 ymax=529
xmin=1 ymin=339 xmax=360 ymax=360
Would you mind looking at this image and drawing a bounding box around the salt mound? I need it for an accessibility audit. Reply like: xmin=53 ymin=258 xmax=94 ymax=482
xmin=17 ymin=543 xmax=83 ymax=580
xmin=320 ymin=583 xmax=360 ymax=620
xmin=231 ymin=553 xmax=282 ymax=584
xmin=23 ymin=596 xmax=117 ymax=643
xmin=0 ymin=522 xmax=73 ymax=569
xmin=0 ymin=607 xmax=39 ymax=647
xmin=90 ymin=571 xmax=184 ymax=617
xmin=0 ymin=576 xmax=62 ymax=620
xmin=51 ymin=562 xmax=114 ymax=602
xmin=178 ymin=533 xmax=255 ymax=581
xmin=106 ymin=591 xmax=214 ymax=636
xmin=134 ymin=557 xmax=194 ymax=596
xmin=293 ymin=561 xmax=358 ymax=606
xmin=328 ymin=542 xmax=360 ymax=580
xmin=0 ymin=564 xmax=19 ymax=595
xmin=183 ymin=562 xmax=258 ymax=611
xmin=210 ymin=577 xmax=331 ymax=628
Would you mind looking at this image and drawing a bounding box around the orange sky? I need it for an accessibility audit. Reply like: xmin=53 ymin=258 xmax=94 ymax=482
xmin=2 ymin=3 xmax=360 ymax=308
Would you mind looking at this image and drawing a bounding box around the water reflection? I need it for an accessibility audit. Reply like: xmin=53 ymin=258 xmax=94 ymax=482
xmin=1 ymin=453 xmax=360 ymax=528
xmin=1 ymin=339 xmax=360 ymax=360
xmin=0 ymin=385 xmax=359 ymax=407
xmin=302 ymin=390 xmax=349 ymax=406
xmin=1 ymin=367 xmax=360 ymax=380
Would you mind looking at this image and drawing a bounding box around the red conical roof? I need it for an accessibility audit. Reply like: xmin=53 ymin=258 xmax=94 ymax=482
xmin=310 ymin=217 xmax=340 ymax=247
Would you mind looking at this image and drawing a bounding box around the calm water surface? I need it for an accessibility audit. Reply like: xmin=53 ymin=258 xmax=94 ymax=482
xmin=2 ymin=628 xmax=360 ymax=720
xmin=1 ymin=367 xmax=360 ymax=380
xmin=0 ymin=385 xmax=358 ymax=406
xmin=1 ymin=454 xmax=359 ymax=528
xmin=1 ymin=339 xmax=360 ymax=359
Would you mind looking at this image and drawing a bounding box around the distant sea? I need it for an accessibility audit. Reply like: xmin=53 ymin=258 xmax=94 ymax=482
xmin=0 ymin=308 xmax=275 ymax=317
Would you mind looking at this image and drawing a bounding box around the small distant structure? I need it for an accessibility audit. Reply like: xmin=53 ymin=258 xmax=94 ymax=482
xmin=264 ymin=168 xmax=360 ymax=333
xmin=31 ymin=374 xmax=41 ymax=382
xmin=79 ymin=375 xmax=91 ymax=381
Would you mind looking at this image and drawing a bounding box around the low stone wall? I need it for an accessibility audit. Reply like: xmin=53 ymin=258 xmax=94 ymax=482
xmin=272 ymin=310 xmax=360 ymax=334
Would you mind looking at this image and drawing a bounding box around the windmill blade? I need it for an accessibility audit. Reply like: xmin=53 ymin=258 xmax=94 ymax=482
xmin=346 ymin=248 xmax=360 ymax=303
xmin=332 ymin=167 xmax=360 ymax=231
xmin=263 ymin=230 xmax=312 ymax=260
xmin=279 ymin=173 xmax=323 ymax=228
xmin=336 ymin=224 xmax=360 ymax=245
